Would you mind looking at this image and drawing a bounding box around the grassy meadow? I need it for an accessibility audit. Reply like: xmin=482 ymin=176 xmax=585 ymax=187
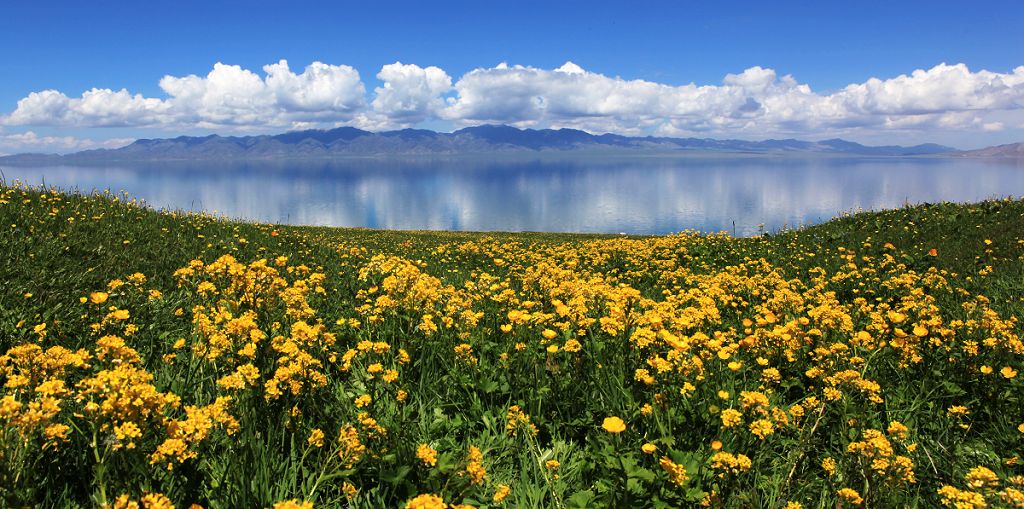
xmin=2 ymin=182 xmax=1024 ymax=508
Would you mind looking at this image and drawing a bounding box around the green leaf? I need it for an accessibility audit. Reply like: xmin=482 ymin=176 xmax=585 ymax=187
xmin=479 ymin=378 xmax=499 ymax=393
xmin=684 ymin=487 xmax=707 ymax=502
xmin=565 ymin=490 xmax=596 ymax=509
xmin=381 ymin=466 xmax=411 ymax=484
xmin=628 ymin=466 xmax=656 ymax=483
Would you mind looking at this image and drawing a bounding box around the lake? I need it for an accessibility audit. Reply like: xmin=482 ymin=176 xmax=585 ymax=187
xmin=2 ymin=156 xmax=1022 ymax=236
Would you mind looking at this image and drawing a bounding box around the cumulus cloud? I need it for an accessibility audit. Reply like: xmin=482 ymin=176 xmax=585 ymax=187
xmin=444 ymin=62 xmax=1024 ymax=136
xmin=4 ymin=89 xmax=168 ymax=127
xmin=263 ymin=60 xmax=365 ymax=115
xmin=372 ymin=62 xmax=452 ymax=126
xmin=833 ymin=63 xmax=1024 ymax=115
xmin=2 ymin=60 xmax=1024 ymax=139
xmin=4 ymin=60 xmax=365 ymax=130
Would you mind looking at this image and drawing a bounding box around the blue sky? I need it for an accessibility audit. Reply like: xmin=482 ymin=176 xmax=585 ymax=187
xmin=1 ymin=0 xmax=1023 ymax=153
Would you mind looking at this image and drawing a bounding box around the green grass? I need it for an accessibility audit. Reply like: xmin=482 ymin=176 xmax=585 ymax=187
xmin=1 ymin=183 xmax=1023 ymax=508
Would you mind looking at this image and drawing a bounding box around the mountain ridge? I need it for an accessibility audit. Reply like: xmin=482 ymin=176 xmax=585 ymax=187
xmin=0 ymin=125 xmax=971 ymax=163
xmin=953 ymin=142 xmax=1024 ymax=158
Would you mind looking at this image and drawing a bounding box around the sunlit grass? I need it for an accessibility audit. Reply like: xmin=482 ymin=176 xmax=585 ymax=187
xmin=2 ymin=183 xmax=1023 ymax=508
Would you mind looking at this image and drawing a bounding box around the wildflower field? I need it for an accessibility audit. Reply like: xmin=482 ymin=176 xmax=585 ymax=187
xmin=2 ymin=183 xmax=1024 ymax=509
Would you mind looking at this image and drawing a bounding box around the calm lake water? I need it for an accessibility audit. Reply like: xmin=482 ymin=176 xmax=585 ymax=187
xmin=3 ymin=156 xmax=1023 ymax=236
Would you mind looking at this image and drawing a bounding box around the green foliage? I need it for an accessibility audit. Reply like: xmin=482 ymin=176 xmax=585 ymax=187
xmin=1 ymin=183 xmax=1024 ymax=508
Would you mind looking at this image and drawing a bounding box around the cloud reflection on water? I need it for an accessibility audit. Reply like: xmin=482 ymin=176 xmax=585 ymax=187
xmin=5 ymin=156 xmax=1023 ymax=236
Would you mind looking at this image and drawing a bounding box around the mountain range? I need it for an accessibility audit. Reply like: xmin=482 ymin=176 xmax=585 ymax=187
xmin=0 ymin=124 xmax=1006 ymax=163
xmin=953 ymin=142 xmax=1024 ymax=158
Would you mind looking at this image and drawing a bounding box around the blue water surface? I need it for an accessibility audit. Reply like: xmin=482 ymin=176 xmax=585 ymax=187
xmin=3 ymin=156 xmax=1022 ymax=236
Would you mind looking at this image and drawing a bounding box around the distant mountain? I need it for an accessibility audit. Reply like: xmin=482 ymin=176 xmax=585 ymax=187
xmin=0 ymin=125 xmax=959 ymax=163
xmin=955 ymin=142 xmax=1024 ymax=158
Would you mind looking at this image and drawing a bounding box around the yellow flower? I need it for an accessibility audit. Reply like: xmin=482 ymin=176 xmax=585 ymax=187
xmin=836 ymin=487 xmax=863 ymax=505
xmin=342 ymin=482 xmax=358 ymax=498
xmin=545 ymin=459 xmax=560 ymax=469
xmin=822 ymin=457 xmax=837 ymax=476
xmin=416 ymin=443 xmax=438 ymax=467
xmin=642 ymin=443 xmax=658 ymax=454
xmin=89 ymin=291 xmax=109 ymax=304
xmin=937 ymin=485 xmax=986 ymax=508
xmin=1002 ymin=366 xmax=1018 ymax=379
xmin=710 ymin=452 xmax=752 ymax=474
xmin=406 ymin=494 xmax=445 ymax=509
xmin=493 ymin=484 xmax=511 ymax=502
xmin=43 ymin=423 xmax=71 ymax=444
xmin=659 ymin=456 xmax=689 ymax=486
xmin=272 ymin=500 xmax=313 ymax=509
xmin=140 ymin=493 xmax=175 ymax=509
xmin=602 ymin=416 xmax=626 ymax=433
xmin=720 ymin=409 xmax=743 ymax=428
xmin=354 ymin=394 xmax=372 ymax=408
xmin=749 ymin=419 xmax=774 ymax=439
xmin=965 ymin=466 xmax=999 ymax=490
xmin=307 ymin=429 xmax=325 ymax=448
xmin=113 ymin=422 xmax=142 ymax=449
xmin=634 ymin=369 xmax=655 ymax=384
xmin=465 ymin=445 xmax=486 ymax=484
xmin=887 ymin=421 xmax=909 ymax=440
xmin=336 ymin=425 xmax=365 ymax=468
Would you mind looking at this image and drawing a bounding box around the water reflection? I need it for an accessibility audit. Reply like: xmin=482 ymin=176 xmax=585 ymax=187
xmin=3 ymin=156 xmax=1023 ymax=235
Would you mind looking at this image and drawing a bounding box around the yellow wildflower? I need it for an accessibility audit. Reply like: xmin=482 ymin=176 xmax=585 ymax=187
xmin=602 ymin=416 xmax=626 ymax=433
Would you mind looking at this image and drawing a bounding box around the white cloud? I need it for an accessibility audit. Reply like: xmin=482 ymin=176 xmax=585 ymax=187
xmin=3 ymin=60 xmax=365 ymax=131
xmin=0 ymin=131 xmax=133 ymax=155
xmin=264 ymin=60 xmax=364 ymax=114
xmin=4 ymin=89 xmax=169 ymax=127
xmin=2 ymin=60 xmax=1023 ymax=141
xmin=372 ymin=62 xmax=452 ymax=126
xmin=443 ymin=62 xmax=1024 ymax=136
xmin=833 ymin=64 xmax=1024 ymax=116
xmin=5 ymin=90 xmax=73 ymax=125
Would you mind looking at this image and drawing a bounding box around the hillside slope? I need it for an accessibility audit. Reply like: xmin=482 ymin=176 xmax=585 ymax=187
xmin=1 ymin=186 xmax=1023 ymax=508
